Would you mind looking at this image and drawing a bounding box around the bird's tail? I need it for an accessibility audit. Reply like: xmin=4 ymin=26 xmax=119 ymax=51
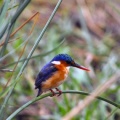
xmin=36 ymin=88 xmax=42 ymax=97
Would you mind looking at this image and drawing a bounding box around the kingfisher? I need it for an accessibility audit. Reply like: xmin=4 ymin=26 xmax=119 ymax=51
xmin=35 ymin=54 xmax=90 ymax=97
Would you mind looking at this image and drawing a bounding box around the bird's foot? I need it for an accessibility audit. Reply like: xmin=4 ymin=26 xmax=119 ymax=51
xmin=50 ymin=89 xmax=56 ymax=97
xmin=49 ymin=88 xmax=62 ymax=97
xmin=55 ymin=88 xmax=62 ymax=96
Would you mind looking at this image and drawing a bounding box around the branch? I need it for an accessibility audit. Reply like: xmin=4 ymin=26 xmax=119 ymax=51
xmin=7 ymin=90 xmax=120 ymax=120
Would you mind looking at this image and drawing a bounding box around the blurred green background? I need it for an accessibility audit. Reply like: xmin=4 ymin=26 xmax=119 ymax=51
xmin=0 ymin=0 xmax=120 ymax=120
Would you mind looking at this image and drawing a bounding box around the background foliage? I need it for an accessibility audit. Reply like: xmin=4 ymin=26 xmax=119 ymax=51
xmin=0 ymin=0 xmax=120 ymax=120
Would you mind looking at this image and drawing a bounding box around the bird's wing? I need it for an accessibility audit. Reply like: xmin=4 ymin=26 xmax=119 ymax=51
xmin=35 ymin=63 xmax=58 ymax=89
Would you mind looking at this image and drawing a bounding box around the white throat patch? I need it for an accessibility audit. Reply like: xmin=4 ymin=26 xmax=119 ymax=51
xmin=51 ymin=61 xmax=61 ymax=65
xmin=66 ymin=66 xmax=70 ymax=70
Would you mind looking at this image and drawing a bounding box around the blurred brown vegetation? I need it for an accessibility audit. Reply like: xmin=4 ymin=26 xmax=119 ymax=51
xmin=0 ymin=0 xmax=120 ymax=120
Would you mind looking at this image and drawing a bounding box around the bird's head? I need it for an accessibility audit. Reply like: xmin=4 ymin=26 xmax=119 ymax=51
xmin=51 ymin=54 xmax=90 ymax=71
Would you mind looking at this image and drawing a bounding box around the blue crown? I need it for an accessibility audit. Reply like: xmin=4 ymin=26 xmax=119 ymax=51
xmin=51 ymin=54 xmax=74 ymax=64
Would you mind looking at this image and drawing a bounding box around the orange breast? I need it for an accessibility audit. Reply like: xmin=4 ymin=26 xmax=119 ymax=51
xmin=41 ymin=61 xmax=69 ymax=92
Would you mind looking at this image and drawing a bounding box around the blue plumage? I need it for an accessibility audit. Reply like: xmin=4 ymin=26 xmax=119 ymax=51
xmin=35 ymin=63 xmax=58 ymax=89
xmin=51 ymin=54 xmax=74 ymax=64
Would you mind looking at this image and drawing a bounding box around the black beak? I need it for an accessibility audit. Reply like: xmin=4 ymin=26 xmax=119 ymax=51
xmin=73 ymin=62 xmax=90 ymax=71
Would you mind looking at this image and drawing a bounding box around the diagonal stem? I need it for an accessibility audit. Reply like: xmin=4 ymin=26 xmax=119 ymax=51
xmin=0 ymin=0 xmax=63 ymax=119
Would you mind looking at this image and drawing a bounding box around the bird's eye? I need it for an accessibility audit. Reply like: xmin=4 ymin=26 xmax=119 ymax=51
xmin=67 ymin=61 xmax=74 ymax=65
xmin=71 ymin=61 xmax=75 ymax=65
